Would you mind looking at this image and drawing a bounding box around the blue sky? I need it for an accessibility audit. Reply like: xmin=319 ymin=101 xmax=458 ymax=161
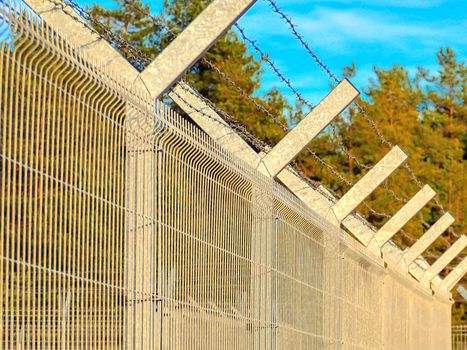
xmin=84 ymin=0 xmax=467 ymax=106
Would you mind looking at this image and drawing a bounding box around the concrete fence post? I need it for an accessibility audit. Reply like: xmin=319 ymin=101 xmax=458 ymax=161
xmin=367 ymin=185 xmax=435 ymax=251
xmin=419 ymin=235 xmax=467 ymax=287
xmin=331 ymin=146 xmax=408 ymax=223
xmin=139 ymin=0 xmax=257 ymax=99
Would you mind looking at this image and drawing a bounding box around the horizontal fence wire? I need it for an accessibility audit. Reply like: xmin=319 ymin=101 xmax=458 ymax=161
xmin=452 ymin=325 xmax=467 ymax=350
xmin=0 ymin=0 xmax=453 ymax=349
xmin=113 ymin=0 xmax=392 ymax=222
xmin=262 ymin=0 xmax=453 ymax=225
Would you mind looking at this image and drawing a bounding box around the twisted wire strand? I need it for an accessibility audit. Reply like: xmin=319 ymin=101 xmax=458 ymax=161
xmin=83 ymin=0 xmax=393 ymax=220
xmin=234 ymin=23 xmax=313 ymax=110
xmin=264 ymin=0 xmax=339 ymax=84
xmin=263 ymin=0 xmax=440 ymax=200
xmin=263 ymin=0 xmax=461 ymax=240
xmin=115 ymin=2 xmax=386 ymax=189
xmin=50 ymin=0 xmax=447 ymax=228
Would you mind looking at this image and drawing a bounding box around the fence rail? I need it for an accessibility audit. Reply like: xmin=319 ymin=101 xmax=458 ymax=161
xmin=0 ymin=0 xmax=454 ymax=348
xmin=452 ymin=325 xmax=467 ymax=350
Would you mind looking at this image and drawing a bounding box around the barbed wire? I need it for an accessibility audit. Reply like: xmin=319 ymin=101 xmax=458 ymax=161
xmin=263 ymin=0 xmax=441 ymax=195
xmin=231 ymin=24 xmax=430 ymax=207
xmin=233 ymin=26 xmax=418 ymax=219
xmin=52 ymin=0 xmax=454 ymax=240
xmin=117 ymin=0 xmax=383 ymax=180
xmin=382 ymin=179 xmax=408 ymax=204
xmin=264 ymin=0 xmax=339 ymax=84
xmin=80 ymin=0 xmax=396 ymax=221
xmin=263 ymin=0 xmax=461 ymax=241
xmin=233 ymin=23 xmax=313 ymax=111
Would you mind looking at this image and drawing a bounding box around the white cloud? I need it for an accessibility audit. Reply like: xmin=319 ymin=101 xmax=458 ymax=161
xmin=276 ymin=0 xmax=452 ymax=9
xmin=239 ymin=2 xmax=466 ymax=105
xmin=241 ymin=6 xmax=467 ymax=53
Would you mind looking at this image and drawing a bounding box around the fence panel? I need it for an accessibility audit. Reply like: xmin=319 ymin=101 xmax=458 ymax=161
xmin=0 ymin=1 xmax=454 ymax=349
xmin=452 ymin=325 xmax=467 ymax=350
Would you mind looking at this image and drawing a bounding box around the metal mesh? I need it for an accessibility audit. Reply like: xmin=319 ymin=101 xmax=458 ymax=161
xmin=0 ymin=1 xmax=453 ymax=349
xmin=342 ymin=253 xmax=383 ymax=349
xmin=381 ymin=276 xmax=452 ymax=350
xmin=452 ymin=325 xmax=467 ymax=350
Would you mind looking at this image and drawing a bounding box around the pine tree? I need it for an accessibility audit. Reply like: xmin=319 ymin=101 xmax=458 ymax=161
xmin=88 ymin=1 xmax=466 ymax=315
xmin=90 ymin=0 xmax=292 ymax=145
xmin=419 ymin=48 xmax=466 ymax=237
xmin=90 ymin=0 xmax=162 ymax=59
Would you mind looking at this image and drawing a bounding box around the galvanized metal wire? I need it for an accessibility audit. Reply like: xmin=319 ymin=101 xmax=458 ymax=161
xmin=452 ymin=324 xmax=467 ymax=350
xmin=0 ymin=1 xmax=454 ymax=349
xmin=0 ymin=2 xmax=383 ymax=348
xmin=263 ymin=0 xmax=457 ymax=241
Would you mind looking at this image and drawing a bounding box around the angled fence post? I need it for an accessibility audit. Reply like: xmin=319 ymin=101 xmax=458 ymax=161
xmin=419 ymin=235 xmax=467 ymax=287
xmin=25 ymin=0 xmax=140 ymax=82
xmin=401 ymin=213 xmax=455 ymax=268
xmin=257 ymin=79 xmax=359 ymax=177
xmin=331 ymin=146 xmax=408 ymax=223
xmin=438 ymin=257 xmax=467 ymax=291
xmin=368 ymin=185 xmax=435 ymax=249
xmin=170 ymin=84 xmax=274 ymax=343
xmin=139 ymin=0 xmax=257 ymax=99
xmin=169 ymin=82 xmax=262 ymax=165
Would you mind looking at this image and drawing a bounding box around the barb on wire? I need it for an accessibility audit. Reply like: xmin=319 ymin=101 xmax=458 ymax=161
xmin=263 ymin=0 xmax=452 ymax=225
xmin=61 ymin=0 xmax=393 ymax=221
xmin=234 ymin=23 xmax=313 ymax=111
xmin=264 ymin=0 xmax=339 ymax=83
xmin=382 ymin=179 xmax=408 ymax=204
xmin=122 ymin=0 xmax=377 ymax=176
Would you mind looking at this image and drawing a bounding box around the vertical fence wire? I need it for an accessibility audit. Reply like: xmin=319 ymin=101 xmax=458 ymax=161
xmin=0 ymin=1 xmax=453 ymax=349
xmin=452 ymin=325 xmax=467 ymax=350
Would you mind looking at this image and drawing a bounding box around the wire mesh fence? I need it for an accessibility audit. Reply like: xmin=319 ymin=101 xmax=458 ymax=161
xmin=0 ymin=0 xmax=454 ymax=349
xmin=452 ymin=325 xmax=467 ymax=350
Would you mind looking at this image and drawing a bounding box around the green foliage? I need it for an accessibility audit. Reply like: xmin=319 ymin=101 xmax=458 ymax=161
xmin=90 ymin=0 xmax=162 ymax=58
xmin=90 ymin=0 xmax=466 ymax=321
xmin=90 ymin=0 xmax=291 ymax=145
